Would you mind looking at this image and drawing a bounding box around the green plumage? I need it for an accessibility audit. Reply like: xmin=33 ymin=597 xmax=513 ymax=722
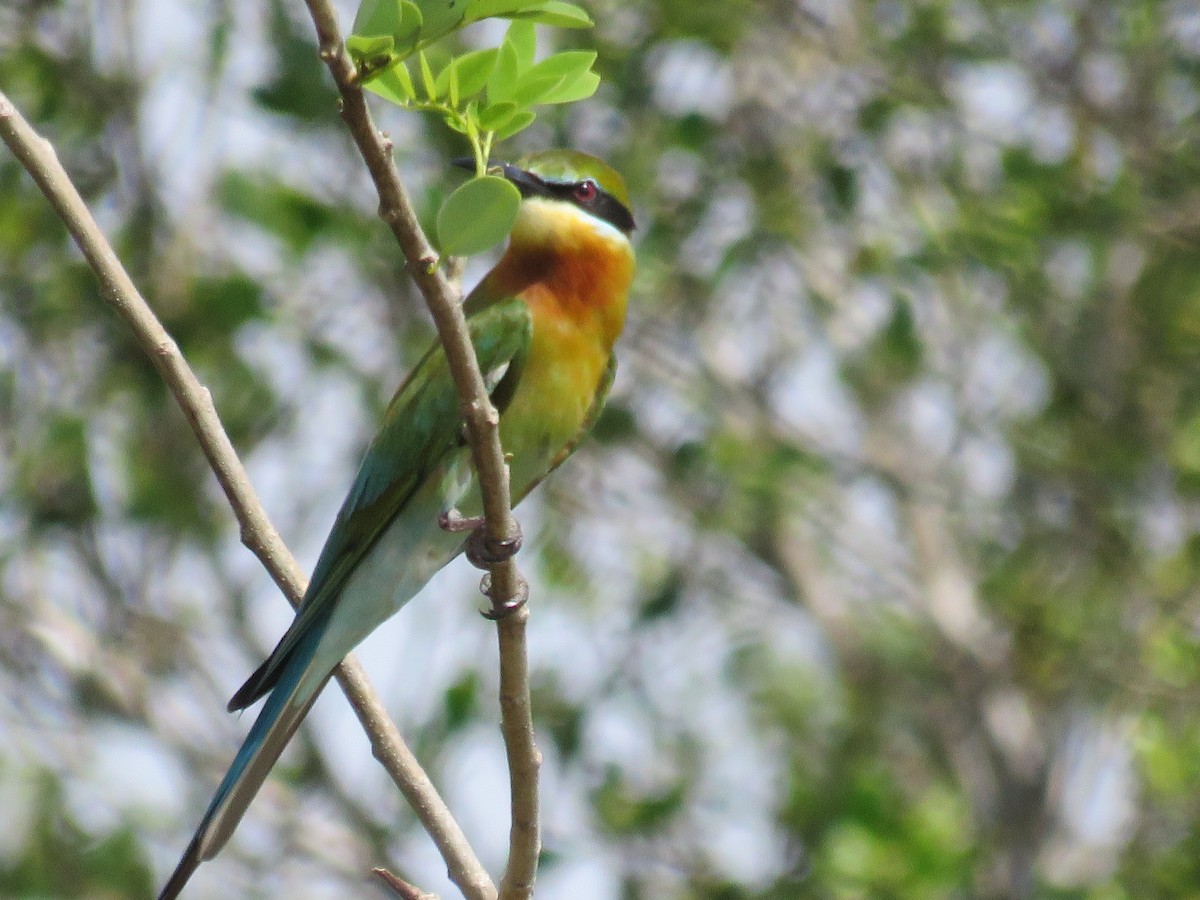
xmin=229 ymin=298 xmax=533 ymax=711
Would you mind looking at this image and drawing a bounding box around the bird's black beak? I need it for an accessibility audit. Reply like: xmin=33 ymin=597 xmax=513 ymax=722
xmin=451 ymin=156 xmax=547 ymax=200
xmin=497 ymin=163 xmax=548 ymax=199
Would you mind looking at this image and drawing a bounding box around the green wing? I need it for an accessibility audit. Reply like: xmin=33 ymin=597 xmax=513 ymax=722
xmin=228 ymin=297 xmax=532 ymax=711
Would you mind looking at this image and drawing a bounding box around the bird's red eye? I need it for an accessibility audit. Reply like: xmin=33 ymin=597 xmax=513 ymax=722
xmin=573 ymin=179 xmax=598 ymax=203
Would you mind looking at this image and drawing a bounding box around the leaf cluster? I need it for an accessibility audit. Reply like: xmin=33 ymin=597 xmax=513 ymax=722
xmin=347 ymin=1 xmax=601 ymax=256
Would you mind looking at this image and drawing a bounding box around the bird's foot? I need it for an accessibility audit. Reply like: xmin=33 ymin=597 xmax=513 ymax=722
xmin=439 ymin=508 xmax=523 ymax=569
xmin=479 ymin=571 xmax=529 ymax=620
xmin=439 ymin=508 xmax=527 ymax=617
xmin=465 ymin=520 xmax=522 ymax=570
xmin=438 ymin=508 xmax=484 ymax=533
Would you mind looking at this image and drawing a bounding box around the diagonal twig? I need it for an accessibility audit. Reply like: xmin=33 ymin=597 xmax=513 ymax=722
xmin=375 ymin=867 xmax=441 ymax=900
xmin=0 ymin=89 xmax=495 ymax=900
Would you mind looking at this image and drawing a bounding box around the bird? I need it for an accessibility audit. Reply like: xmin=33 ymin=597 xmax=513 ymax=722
xmin=158 ymin=149 xmax=636 ymax=898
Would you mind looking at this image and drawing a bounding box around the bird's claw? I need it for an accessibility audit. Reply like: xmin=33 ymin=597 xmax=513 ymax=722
xmin=438 ymin=508 xmax=484 ymax=533
xmin=464 ymin=521 xmax=523 ymax=569
xmin=479 ymin=572 xmax=529 ymax=620
xmin=441 ymin=508 xmax=523 ymax=567
xmin=440 ymin=508 xmax=525 ymax=616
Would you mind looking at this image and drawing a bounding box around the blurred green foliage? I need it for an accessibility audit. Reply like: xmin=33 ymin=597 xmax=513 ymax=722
xmin=4 ymin=0 xmax=1200 ymax=898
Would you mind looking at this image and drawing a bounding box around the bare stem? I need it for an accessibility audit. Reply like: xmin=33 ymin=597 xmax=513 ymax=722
xmin=495 ymin=608 xmax=541 ymax=900
xmin=297 ymin=2 xmax=541 ymax=895
xmin=374 ymin=868 xmax=441 ymax=900
xmin=0 ymin=90 xmax=494 ymax=900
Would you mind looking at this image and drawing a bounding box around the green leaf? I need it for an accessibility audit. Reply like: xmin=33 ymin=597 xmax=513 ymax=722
xmin=354 ymin=0 xmax=405 ymax=36
xmin=538 ymin=69 xmax=599 ymax=104
xmin=493 ymin=108 xmax=536 ymax=140
xmin=477 ymin=100 xmax=518 ymax=130
xmin=512 ymin=0 xmax=593 ymax=27
xmin=448 ymin=59 xmax=460 ymax=106
xmin=366 ymin=61 xmax=416 ymax=104
xmin=488 ymin=38 xmax=522 ymax=103
xmin=394 ymin=60 xmax=417 ymax=99
xmin=506 ymin=19 xmax=537 ymax=70
xmin=392 ymin=1 xmax=424 ymax=54
xmin=467 ymin=0 xmax=592 ymax=27
xmin=418 ymin=49 xmax=438 ymax=99
xmin=510 ymin=50 xmax=596 ymax=105
xmin=436 ymin=175 xmax=521 ymax=256
xmin=435 ymin=49 xmax=498 ymax=101
xmin=465 ymin=0 xmax=537 ymax=22
xmin=352 ymin=0 xmax=423 ymax=58
xmin=454 ymin=48 xmax=499 ymax=97
xmin=523 ymin=49 xmax=596 ymax=83
xmin=413 ymin=0 xmax=469 ymax=44
xmin=510 ymin=72 xmax=564 ymax=107
xmin=347 ymin=34 xmax=396 ymax=60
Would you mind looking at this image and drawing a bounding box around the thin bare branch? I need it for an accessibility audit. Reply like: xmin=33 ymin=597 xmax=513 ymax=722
xmin=0 ymin=91 xmax=305 ymax=598
xmin=295 ymin=2 xmax=541 ymax=895
xmin=495 ymin=608 xmax=542 ymax=900
xmin=0 ymin=89 xmax=494 ymax=900
xmin=374 ymin=867 xmax=441 ymax=900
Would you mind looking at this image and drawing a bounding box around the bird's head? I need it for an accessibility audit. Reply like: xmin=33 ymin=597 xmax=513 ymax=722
xmin=455 ymin=150 xmax=636 ymax=248
xmin=458 ymin=150 xmax=635 ymax=340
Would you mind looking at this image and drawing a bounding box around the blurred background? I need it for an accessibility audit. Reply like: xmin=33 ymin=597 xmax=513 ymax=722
xmin=3 ymin=0 xmax=1200 ymax=897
